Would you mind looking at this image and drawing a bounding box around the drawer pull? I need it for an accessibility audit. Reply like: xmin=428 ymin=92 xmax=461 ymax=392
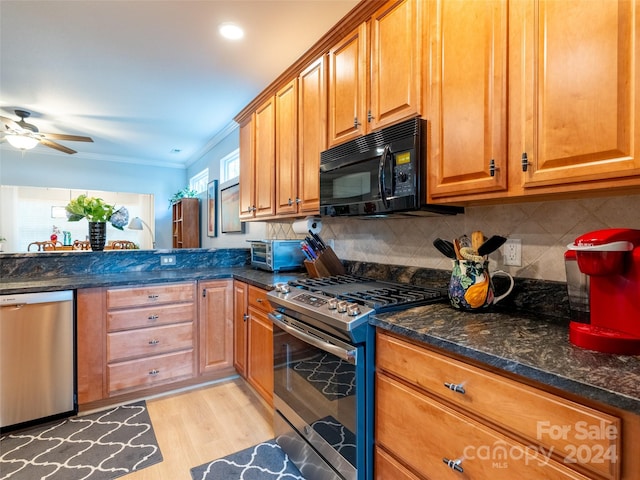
xmin=148 ymin=294 xmax=159 ymax=300
xmin=257 ymin=298 xmax=263 ymax=303
xmin=149 ymin=369 xmax=160 ymax=376
xmin=148 ymin=314 xmax=159 ymax=320
xmin=148 ymin=339 xmax=160 ymax=345
xmin=243 ymin=313 xmax=249 ymax=322
xmin=444 ymin=382 xmax=466 ymax=394
xmin=443 ymin=458 xmax=464 ymax=473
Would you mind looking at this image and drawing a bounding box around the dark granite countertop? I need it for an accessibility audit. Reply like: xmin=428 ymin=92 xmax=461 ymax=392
xmin=2 ymin=252 xmax=638 ymax=416
xmin=371 ymin=303 xmax=640 ymax=414
xmin=0 ymin=266 xmax=306 ymax=294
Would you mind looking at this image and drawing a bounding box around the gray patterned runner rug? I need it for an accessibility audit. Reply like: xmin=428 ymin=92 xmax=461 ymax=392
xmin=0 ymin=400 xmax=162 ymax=480
xmin=190 ymin=440 xmax=304 ymax=480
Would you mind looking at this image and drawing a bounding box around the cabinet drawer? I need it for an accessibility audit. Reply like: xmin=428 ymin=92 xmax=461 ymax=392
xmin=107 ymin=303 xmax=194 ymax=331
xmin=107 ymin=323 xmax=194 ymax=362
xmin=106 ymin=282 xmax=195 ymax=309
xmin=377 ymin=373 xmax=590 ymax=480
xmin=376 ymin=332 xmax=620 ymax=480
xmin=107 ymin=350 xmax=194 ymax=394
xmin=375 ymin=446 xmax=422 ymax=480
xmin=248 ymin=285 xmax=270 ymax=312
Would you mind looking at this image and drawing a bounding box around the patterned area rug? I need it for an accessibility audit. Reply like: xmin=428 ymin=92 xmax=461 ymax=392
xmin=190 ymin=440 xmax=304 ymax=480
xmin=0 ymin=401 xmax=162 ymax=480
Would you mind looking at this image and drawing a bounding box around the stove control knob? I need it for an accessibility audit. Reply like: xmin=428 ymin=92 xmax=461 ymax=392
xmin=328 ymin=299 xmax=338 ymax=310
xmin=275 ymin=283 xmax=290 ymax=294
xmin=347 ymin=303 xmax=361 ymax=316
xmin=337 ymin=301 xmax=348 ymax=313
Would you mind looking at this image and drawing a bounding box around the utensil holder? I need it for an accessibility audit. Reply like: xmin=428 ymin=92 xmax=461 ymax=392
xmin=303 ymin=247 xmax=346 ymax=278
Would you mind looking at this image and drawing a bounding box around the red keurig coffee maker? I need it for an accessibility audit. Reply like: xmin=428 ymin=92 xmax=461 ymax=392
xmin=566 ymin=228 xmax=640 ymax=354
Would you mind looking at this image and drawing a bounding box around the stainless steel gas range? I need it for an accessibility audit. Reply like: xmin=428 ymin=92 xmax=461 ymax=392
xmin=267 ymin=275 xmax=446 ymax=480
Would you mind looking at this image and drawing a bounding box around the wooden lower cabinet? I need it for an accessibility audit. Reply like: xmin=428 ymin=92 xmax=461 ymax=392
xmin=375 ymin=330 xmax=638 ymax=480
xmin=105 ymin=282 xmax=197 ymax=397
xmin=233 ymin=280 xmax=249 ymax=376
xmin=77 ymin=279 xmax=234 ymax=410
xmin=234 ymin=281 xmax=274 ymax=406
xmin=198 ymin=280 xmax=234 ymax=375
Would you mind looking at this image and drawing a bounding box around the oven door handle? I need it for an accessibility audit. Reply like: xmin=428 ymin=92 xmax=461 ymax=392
xmin=269 ymin=313 xmax=357 ymax=364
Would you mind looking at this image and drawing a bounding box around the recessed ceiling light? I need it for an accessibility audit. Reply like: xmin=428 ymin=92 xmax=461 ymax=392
xmin=219 ymin=22 xmax=244 ymax=40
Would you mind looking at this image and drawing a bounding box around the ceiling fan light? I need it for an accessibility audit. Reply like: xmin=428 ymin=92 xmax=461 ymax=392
xmin=6 ymin=134 xmax=39 ymax=150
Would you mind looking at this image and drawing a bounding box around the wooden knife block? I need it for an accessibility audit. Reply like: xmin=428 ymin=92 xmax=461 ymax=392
xmin=303 ymin=246 xmax=346 ymax=278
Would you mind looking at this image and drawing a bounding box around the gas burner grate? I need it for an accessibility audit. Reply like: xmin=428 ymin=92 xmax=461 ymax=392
xmin=288 ymin=275 xmax=446 ymax=313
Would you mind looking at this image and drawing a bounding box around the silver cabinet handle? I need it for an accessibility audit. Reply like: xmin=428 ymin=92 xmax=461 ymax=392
xmin=444 ymin=382 xmax=466 ymax=394
xmin=443 ymin=458 xmax=464 ymax=473
xmin=148 ymin=294 xmax=159 ymax=300
xmin=149 ymin=369 xmax=160 ymax=376
xmin=243 ymin=313 xmax=249 ymax=322
xmin=148 ymin=339 xmax=160 ymax=345
xmin=148 ymin=314 xmax=159 ymax=320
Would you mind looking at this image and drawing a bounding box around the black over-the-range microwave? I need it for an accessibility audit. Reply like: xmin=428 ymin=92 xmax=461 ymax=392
xmin=319 ymin=117 xmax=463 ymax=217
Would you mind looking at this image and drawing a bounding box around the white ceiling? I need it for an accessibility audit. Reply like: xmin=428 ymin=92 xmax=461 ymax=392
xmin=0 ymin=0 xmax=358 ymax=168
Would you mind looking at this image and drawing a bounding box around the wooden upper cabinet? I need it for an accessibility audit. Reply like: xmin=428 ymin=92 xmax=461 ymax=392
xmin=297 ymin=56 xmax=327 ymax=215
xmin=328 ymin=0 xmax=423 ymax=148
xmin=512 ymin=0 xmax=640 ymax=189
xmin=275 ymin=79 xmax=299 ymax=215
xmin=238 ymin=115 xmax=255 ymax=220
xmin=254 ymin=96 xmax=276 ymax=218
xmin=427 ymin=0 xmax=509 ymax=200
xmin=328 ymin=22 xmax=368 ymax=146
xmin=369 ymin=0 xmax=422 ymax=131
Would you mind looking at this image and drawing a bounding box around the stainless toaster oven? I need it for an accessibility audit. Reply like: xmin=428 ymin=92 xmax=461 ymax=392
xmin=249 ymin=240 xmax=305 ymax=272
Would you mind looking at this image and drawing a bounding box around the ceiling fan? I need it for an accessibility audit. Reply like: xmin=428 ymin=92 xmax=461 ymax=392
xmin=0 ymin=109 xmax=93 ymax=154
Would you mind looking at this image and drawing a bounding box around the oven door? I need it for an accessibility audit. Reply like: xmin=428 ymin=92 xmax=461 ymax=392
xmin=271 ymin=312 xmax=365 ymax=480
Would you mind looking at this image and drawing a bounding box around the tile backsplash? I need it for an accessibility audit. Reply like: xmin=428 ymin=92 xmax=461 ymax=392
xmin=267 ymin=194 xmax=640 ymax=282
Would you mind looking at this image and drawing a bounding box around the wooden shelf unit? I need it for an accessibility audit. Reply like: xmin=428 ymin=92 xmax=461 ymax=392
xmin=172 ymin=198 xmax=200 ymax=248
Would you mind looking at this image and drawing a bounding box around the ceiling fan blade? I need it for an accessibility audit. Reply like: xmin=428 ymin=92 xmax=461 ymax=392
xmin=39 ymin=138 xmax=77 ymax=154
xmin=40 ymin=132 xmax=94 ymax=142
xmin=1 ymin=115 xmax=24 ymax=132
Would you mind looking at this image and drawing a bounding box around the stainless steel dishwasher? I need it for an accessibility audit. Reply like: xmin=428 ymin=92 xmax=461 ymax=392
xmin=1 ymin=290 xmax=76 ymax=431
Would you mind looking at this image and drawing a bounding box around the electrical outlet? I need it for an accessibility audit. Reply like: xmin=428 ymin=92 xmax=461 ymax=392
xmin=160 ymin=255 xmax=176 ymax=266
xmin=503 ymin=239 xmax=522 ymax=267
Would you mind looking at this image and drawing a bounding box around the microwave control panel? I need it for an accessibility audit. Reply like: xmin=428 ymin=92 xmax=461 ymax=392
xmin=393 ymin=151 xmax=415 ymax=196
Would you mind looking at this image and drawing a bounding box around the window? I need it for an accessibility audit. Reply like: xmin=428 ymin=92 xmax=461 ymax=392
xmin=190 ymin=168 xmax=209 ymax=194
xmin=220 ymin=149 xmax=240 ymax=183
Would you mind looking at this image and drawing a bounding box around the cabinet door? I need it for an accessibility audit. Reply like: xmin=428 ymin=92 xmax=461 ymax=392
xmin=199 ymin=280 xmax=233 ymax=375
xmin=297 ymin=56 xmax=326 ymax=215
xmin=513 ymin=0 xmax=640 ymax=189
xmin=77 ymin=288 xmax=106 ymax=405
xmin=275 ymin=79 xmax=299 ymax=215
xmin=239 ymin=115 xmax=255 ymax=220
xmin=247 ymin=306 xmax=273 ymax=406
xmin=427 ymin=0 xmax=508 ymax=200
xmin=233 ymin=280 xmax=248 ymax=377
xmin=254 ymin=96 xmax=276 ymax=218
xmin=370 ymin=0 xmax=422 ymax=131
xmin=328 ymin=22 xmax=368 ymax=147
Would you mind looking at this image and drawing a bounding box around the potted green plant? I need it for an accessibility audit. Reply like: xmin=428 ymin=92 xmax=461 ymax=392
xmin=169 ymin=187 xmax=198 ymax=208
xmin=66 ymin=195 xmax=129 ymax=251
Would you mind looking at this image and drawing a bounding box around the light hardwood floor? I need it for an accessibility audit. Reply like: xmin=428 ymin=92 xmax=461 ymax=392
xmin=124 ymin=377 xmax=275 ymax=480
